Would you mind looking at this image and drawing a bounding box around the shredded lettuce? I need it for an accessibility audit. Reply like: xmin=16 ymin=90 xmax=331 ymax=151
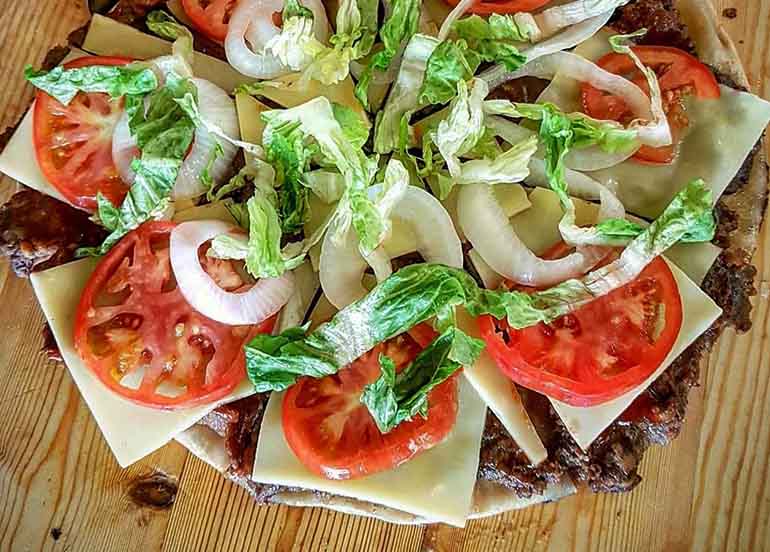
xmin=262 ymin=118 xmax=314 ymax=235
xmin=262 ymin=97 xmax=384 ymax=253
xmin=355 ymin=0 xmax=422 ymax=109
xmin=374 ymin=33 xmax=439 ymax=154
xmin=332 ymin=102 xmax=371 ymax=149
xmin=418 ymin=14 xmax=528 ymax=106
xmin=295 ymin=0 xmax=378 ymax=86
xmin=266 ymin=0 xmax=321 ymax=71
xmin=79 ymin=73 xmax=197 ymax=255
xmin=25 ymin=63 xmax=157 ymax=106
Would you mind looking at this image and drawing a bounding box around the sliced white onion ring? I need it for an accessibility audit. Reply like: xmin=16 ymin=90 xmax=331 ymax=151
xmin=225 ymin=0 xmax=330 ymax=79
xmin=458 ymin=183 xmax=606 ymax=287
xmin=174 ymin=79 xmax=239 ymax=200
xmin=112 ymin=78 xmax=239 ymax=200
xmin=320 ymin=185 xmax=463 ymax=309
xmin=170 ymin=220 xmax=294 ymax=325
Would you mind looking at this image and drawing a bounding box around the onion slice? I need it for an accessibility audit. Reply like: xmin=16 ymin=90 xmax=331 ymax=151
xmin=170 ymin=220 xmax=294 ymax=325
xmin=458 ymin=183 xmax=606 ymax=287
xmin=174 ymin=78 xmax=239 ymax=200
xmin=320 ymin=185 xmax=463 ymax=309
xmin=225 ymin=0 xmax=330 ymax=79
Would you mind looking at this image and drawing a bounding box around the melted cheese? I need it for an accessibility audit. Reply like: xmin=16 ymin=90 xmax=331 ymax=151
xmin=550 ymin=261 xmax=722 ymax=449
xmin=29 ymin=258 xmax=256 ymax=467
xmin=538 ymin=32 xmax=770 ymax=218
xmin=252 ymin=377 xmax=487 ymax=527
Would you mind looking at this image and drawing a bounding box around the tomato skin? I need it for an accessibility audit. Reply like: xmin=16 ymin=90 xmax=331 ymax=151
xmin=479 ymin=250 xmax=683 ymax=406
xmin=282 ymin=330 xmax=459 ymax=480
xmin=444 ymin=0 xmax=550 ymax=15
xmin=181 ymin=0 xmax=237 ymax=42
xmin=581 ymin=46 xmax=720 ymax=165
xmin=33 ymin=56 xmax=133 ymax=211
xmin=74 ymin=221 xmax=273 ymax=410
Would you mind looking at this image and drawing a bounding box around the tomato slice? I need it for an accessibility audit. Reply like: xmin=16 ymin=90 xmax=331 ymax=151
xmin=444 ymin=0 xmax=550 ymax=15
xmin=282 ymin=326 xmax=458 ymax=480
xmin=181 ymin=0 xmax=237 ymax=42
xmin=74 ymin=221 xmax=274 ymax=409
xmin=33 ymin=56 xmax=132 ymax=212
xmin=581 ymin=46 xmax=720 ymax=165
xmin=478 ymin=245 xmax=683 ymax=406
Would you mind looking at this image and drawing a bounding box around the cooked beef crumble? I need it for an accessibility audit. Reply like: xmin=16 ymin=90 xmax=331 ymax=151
xmin=0 ymin=189 xmax=106 ymax=278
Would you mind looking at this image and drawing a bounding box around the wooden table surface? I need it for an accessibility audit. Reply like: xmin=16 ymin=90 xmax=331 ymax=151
xmin=0 ymin=1 xmax=768 ymax=551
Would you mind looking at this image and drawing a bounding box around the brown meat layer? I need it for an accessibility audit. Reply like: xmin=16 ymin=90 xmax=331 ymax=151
xmin=0 ymin=189 xmax=106 ymax=278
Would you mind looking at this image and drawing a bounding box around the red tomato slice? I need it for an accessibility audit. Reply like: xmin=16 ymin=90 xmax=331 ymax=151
xmin=478 ymin=244 xmax=683 ymax=406
xmin=74 ymin=221 xmax=274 ymax=410
xmin=282 ymin=327 xmax=458 ymax=480
xmin=33 ymin=56 xmax=132 ymax=212
xmin=444 ymin=0 xmax=550 ymax=15
xmin=181 ymin=0 xmax=238 ymax=42
xmin=580 ymin=46 xmax=720 ymax=165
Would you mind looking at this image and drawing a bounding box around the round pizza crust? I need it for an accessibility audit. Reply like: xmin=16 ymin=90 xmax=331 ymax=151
xmin=176 ymin=0 xmax=768 ymax=525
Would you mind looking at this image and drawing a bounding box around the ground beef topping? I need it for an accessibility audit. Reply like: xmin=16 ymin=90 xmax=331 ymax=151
xmin=0 ymin=189 xmax=106 ymax=278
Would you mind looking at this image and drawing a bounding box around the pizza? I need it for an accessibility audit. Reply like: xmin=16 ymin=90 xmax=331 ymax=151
xmin=0 ymin=0 xmax=767 ymax=526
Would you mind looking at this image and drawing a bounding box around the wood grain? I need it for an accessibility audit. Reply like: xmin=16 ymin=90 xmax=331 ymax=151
xmin=0 ymin=1 xmax=768 ymax=551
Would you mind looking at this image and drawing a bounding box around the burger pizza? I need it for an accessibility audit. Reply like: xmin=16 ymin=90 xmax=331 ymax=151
xmin=0 ymin=0 xmax=767 ymax=526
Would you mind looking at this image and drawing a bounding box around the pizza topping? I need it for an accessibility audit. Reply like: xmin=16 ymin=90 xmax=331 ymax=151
xmin=581 ymin=45 xmax=720 ymax=164
xmin=74 ymin=221 xmax=274 ymax=409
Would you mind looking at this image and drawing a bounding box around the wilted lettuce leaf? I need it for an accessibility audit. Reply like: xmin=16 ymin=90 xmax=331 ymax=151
xmin=25 ymin=63 xmax=157 ymax=106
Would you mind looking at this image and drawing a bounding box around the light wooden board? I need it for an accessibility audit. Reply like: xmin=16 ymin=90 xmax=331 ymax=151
xmin=0 ymin=0 xmax=768 ymax=550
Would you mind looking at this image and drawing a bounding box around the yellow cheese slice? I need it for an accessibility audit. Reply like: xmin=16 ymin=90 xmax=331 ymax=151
xmin=550 ymin=260 xmax=722 ymax=449
xmin=537 ymin=32 xmax=770 ymax=218
xmin=30 ymin=258 xmax=256 ymax=468
xmin=252 ymin=376 xmax=487 ymax=527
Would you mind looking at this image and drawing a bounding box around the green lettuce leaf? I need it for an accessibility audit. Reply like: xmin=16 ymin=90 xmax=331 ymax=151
xmin=297 ymin=0 xmax=378 ymax=86
xmin=355 ymin=0 xmax=421 ymax=109
xmin=374 ymin=33 xmax=439 ymax=154
xmin=263 ymin=118 xmax=313 ymax=235
xmin=332 ymin=102 xmax=371 ymax=149
xmin=361 ymin=326 xmax=483 ymax=433
xmin=25 ymin=63 xmax=157 ymax=106
xmin=418 ymin=39 xmax=481 ymax=106
xmin=266 ymin=0 xmax=322 ymax=71
xmin=453 ymin=13 xmax=529 ymax=71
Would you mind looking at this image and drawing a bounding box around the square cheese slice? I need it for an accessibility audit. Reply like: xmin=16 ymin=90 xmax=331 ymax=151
xmin=550 ymin=261 xmax=722 ymax=449
xmin=30 ymin=258 xmax=256 ymax=467
xmin=252 ymin=377 xmax=487 ymax=527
